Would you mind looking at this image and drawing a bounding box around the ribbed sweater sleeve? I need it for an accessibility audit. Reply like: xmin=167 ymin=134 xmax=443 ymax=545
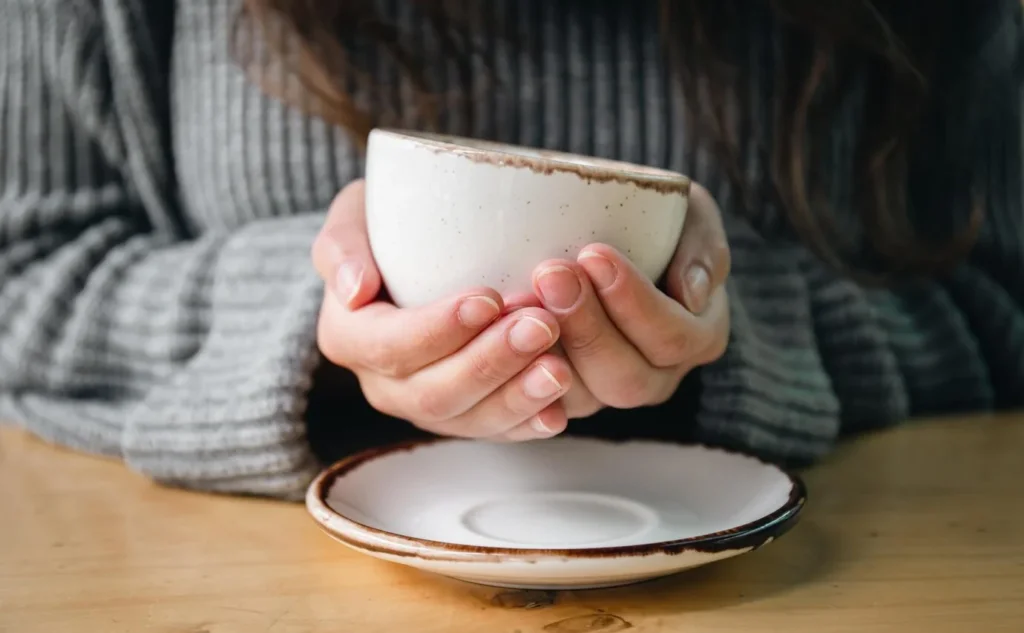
xmin=691 ymin=1 xmax=1023 ymax=458
xmin=0 ymin=1 xmax=324 ymax=498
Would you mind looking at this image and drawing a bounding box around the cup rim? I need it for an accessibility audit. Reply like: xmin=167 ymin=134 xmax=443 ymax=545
xmin=370 ymin=128 xmax=691 ymax=195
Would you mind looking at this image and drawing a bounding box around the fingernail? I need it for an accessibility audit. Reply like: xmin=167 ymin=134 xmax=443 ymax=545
xmin=508 ymin=316 xmax=554 ymax=354
xmin=530 ymin=416 xmax=555 ymax=435
xmin=684 ymin=265 xmax=711 ymax=314
xmin=523 ymin=365 xmax=563 ymax=399
xmin=336 ymin=261 xmax=364 ymax=306
xmin=458 ymin=295 xmax=501 ymax=328
xmin=578 ymin=251 xmax=618 ymax=290
xmin=536 ymin=266 xmax=582 ymax=311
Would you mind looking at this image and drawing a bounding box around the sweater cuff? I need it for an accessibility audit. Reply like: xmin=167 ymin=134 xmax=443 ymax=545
xmin=122 ymin=214 xmax=325 ymax=500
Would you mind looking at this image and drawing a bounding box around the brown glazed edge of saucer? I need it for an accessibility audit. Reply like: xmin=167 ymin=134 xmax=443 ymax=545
xmin=306 ymin=437 xmax=807 ymax=564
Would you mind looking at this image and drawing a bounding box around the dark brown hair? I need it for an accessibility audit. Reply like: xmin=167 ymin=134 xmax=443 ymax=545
xmin=234 ymin=0 xmax=993 ymax=278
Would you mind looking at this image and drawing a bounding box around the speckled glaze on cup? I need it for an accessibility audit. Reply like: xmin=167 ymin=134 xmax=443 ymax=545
xmin=364 ymin=129 xmax=690 ymax=308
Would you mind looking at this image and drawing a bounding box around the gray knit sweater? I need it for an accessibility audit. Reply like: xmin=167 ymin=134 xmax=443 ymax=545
xmin=1 ymin=0 xmax=1021 ymax=499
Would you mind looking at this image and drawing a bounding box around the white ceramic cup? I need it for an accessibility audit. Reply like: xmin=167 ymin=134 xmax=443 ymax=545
xmin=364 ymin=129 xmax=690 ymax=308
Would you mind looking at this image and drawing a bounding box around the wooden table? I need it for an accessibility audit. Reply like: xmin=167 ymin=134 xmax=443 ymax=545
xmin=1 ymin=415 xmax=1021 ymax=633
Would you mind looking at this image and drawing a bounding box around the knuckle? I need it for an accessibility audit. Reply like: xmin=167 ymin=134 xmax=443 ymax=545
xmin=709 ymin=239 xmax=732 ymax=280
xmin=310 ymin=232 xmax=335 ymax=280
xmin=468 ymin=349 xmax=511 ymax=388
xmin=317 ymin=337 xmax=346 ymax=368
xmin=341 ymin=178 xmax=366 ymax=198
xmin=562 ymin=323 xmax=606 ymax=358
xmin=360 ymin=381 xmax=401 ymax=419
xmin=409 ymin=387 xmax=452 ymax=424
xmin=562 ymin=390 xmax=602 ymax=419
xmin=322 ymin=183 xmax=369 ymax=251
xmin=601 ymin=367 xmax=659 ymax=409
xmin=328 ymin=179 xmax=365 ymax=216
xmin=503 ymin=383 xmax=540 ymax=420
xmin=695 ymin=308 xmax=730 ymax=366
xmin=316 ymin=309 xmax=349 ymax=366
xmin=649 ymin=328 xmax=691 ymax=367
xmin=646 ymin=380 xmax=677 ymax=406
xmin=418 ymin=318 xmax=448 ymax=355
xmin=360 ymin=339 xmax=408 ymax=378
xmin=644 ymin=392 xmax=672 ymax=408
xmin=449 ymin=414 xmax=502 ymax=440
xmin=316 ymin=323 xmax=341 ymax=364
xmin=700 ymin=331 xmax=729 ymax=365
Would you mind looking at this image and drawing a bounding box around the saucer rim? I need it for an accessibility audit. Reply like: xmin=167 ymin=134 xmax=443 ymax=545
xmin=306 ymin=437 xmax=807 ymax=562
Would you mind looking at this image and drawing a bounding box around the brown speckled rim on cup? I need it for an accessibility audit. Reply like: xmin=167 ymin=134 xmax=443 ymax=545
xmin=371 ymin=129 xmax=692 ymax=196
xmin=306 ymin=438 xmax=807 ymax=564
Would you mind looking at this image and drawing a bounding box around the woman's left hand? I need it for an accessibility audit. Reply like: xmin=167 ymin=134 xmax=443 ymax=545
xmin=530 ymin=182 xmax=731 ymax=418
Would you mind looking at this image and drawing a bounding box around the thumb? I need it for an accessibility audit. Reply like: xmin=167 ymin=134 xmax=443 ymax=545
xmin=666 ymin=182 xmax=731 ymax=314
xmin=311 ymin=179 xmax=382 ymax=309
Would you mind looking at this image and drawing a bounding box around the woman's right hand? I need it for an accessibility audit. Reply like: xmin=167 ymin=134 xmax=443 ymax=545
xmin=312 ymin=180 xmax=573 ymax=442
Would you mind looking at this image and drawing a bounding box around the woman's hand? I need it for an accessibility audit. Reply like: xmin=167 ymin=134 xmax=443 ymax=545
xmin=312 ymin=180 xmax=575 ymax=442
xmin=530 ymin=183 xmax=731 ymax=418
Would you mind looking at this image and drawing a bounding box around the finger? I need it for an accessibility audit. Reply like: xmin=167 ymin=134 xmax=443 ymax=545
xmin=501 ymin=291 xmax=543 ymax=313
xmin=441 ymin=355 xmax=572 ymax=439
xmin=394 ymin=308 xmax=560 ymax=423
xmin=577 ymin=244 xmax=713 ymax=369
xmin=665 ymin=182 xmax=731 ymax=314
xmin=532 ymin=260 xmax=666 ymax=409
xmin=692 ymin=284 xmax=731 ymax=366
xmin=547 ymin=344 xmax=603 ymax=419
xmin=310 ymin=180 xmax=381 ymax=309
xmin=494 ymin=401 xmax=570 ymax=442
xmin=318 ymin=286 xmax=504 ymax=377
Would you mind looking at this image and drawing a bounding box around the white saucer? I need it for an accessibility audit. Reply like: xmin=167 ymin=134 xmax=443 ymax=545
xmin=306 ymin=437 xmax=806 ymax=590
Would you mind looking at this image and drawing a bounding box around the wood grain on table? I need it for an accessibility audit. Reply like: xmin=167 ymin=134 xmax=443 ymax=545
xmin=1 ymin=414 xmax=1022 ymax=633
